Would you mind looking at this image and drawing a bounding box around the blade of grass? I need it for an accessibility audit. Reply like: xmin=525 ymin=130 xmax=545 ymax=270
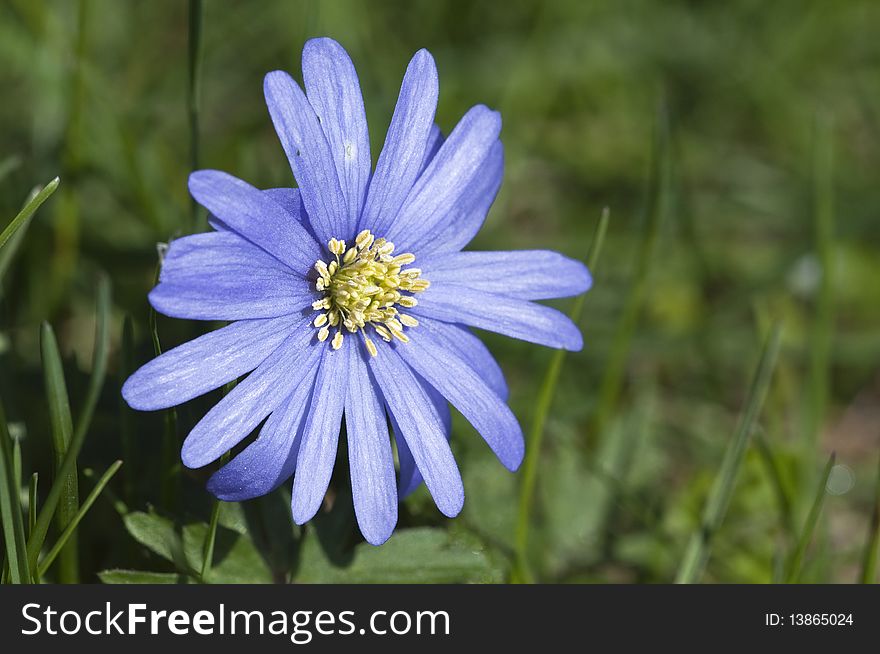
xmin=512 ymin=208 xmax=610 ymax=583
xmin=188 ymin=0 xmax=205 ymax=228
xmin=754 ymin=431 xmax=795 ymax=538
xmin=675 ymin=323 xmax=782 ymax=584
xmin=120 ymin=315 xmax=136 ymax=504
xmin=785 ymin=453 xmax=835 ymax=583
xmin=200 ymin=493 xmax=222 ymax=583
xmin=12 ymin=434 xmax=22 ymax=502
xmin=26 ymin=276 xmax=111 ymax=571
xmin=590 ymin=101 xmax=672 ymax=446
xmin=37 ymin=460 xmax=123 ymax=578
xmin=28 ymin=473 xmax=38 ymax=536
xmin=41 ymin=322 xmax=80 ymax=583
xmin=0 ymin=400 xmax=30 ymax=583
xmin=149 ymin=263 xmax=180 ymax=509
xmin=0 ymin=186 xmax=39 ymax=288
xmin=860 ymin=452 xmax=880 ymax=584
xmin=0 ymin=177 xmax=59 ymax=251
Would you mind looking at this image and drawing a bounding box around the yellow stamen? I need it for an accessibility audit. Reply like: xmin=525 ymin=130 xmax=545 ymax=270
xmin=310 ymin=230 xmax=427 ymax=354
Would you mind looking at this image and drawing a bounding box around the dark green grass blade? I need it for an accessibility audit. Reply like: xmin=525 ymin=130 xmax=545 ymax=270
xmin=28 ymin=473 xmax=38 ymax=536
xmin=149 ymin=263 xmax=180 ymax=509
xmin=26 ymin=276 xmax=111 ymax=572
xmin=0 ymin=401 xmax=30 ymax=583
xmin=591 ymin=102 xmax=672 ymax=445
xmin=72 ymin=274 xmax=112 ymax=461
xmin=120 ymin=315 xmax=136 ymax=504
xmin=38 ymin=461 xmax=122 ymax=578
xmin=785 ymin=453 xmax=835 ymax=583
xmin=40 ymin=322 xmax=80 ymax=583
xmin=512 ymin=208 xmax=609 ymax=583
xmin=188 ymin=0 xmax=205 ymax=228
xmin=0 ymin=177 xmax=59 ymax=251
xmin=0 ymin=186 xmax=39 ymax=288
xmin=675 ymin=324 xmax=782 ymax=583
xmin=860 ymin=453 xmax=880 ymax=584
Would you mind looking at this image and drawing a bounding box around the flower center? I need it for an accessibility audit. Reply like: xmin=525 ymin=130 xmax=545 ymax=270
xmin=311 ymin=229 xmax=429 ymax=356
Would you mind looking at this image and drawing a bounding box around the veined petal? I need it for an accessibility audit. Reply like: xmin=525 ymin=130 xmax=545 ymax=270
xmin=346 ymin=338 xmax=397 ymax=545
xmin=159 ymin=232 xmax=292 ymax=281
xmin=414 ymin=281 xmax=583 ymax=351
xmin=418 ymin=124 xmax=444 ymax=176
xmin=150 ymin=231 xmax=314 ymax=320
xmin=399 ymin=322 xmax=524 ymax=471
xmin=386 ymin=104 xmax=502 ymax=251
xmin=420 ymin=250 xmax=592 ymax=300
xmin=206 ymin=357 xmax=319 ymax=501
xmin=369 ymin=339 xmax=463 ymax=517
xmin=264 ymin=70 xmax=348 ymax=245
xmin=291 ymin=343 xmax=349 ymax=524
xmin=410 ymin=140 xmax=503 ymax=257
xmin=188 ymin=170 xmax=322 ymax=273
xmin=180 ymin=324 xmax=321 ymax=468
xmin=360 ymin=49 xmax=438 ymax=235
xmin=209 ymin=188 xmax=306 ymax=233
xmin=148 ymin=279 xmax=313 ymax=322
xmin=303 ymin=38 xmax=371 ymax=230
xmin=411 ymin=320 xmax=507 ymax=401
xmin=396 ymin=374 xmax=450 ymax=498
xmin=123 ymin=315 xmax=305 ymax=411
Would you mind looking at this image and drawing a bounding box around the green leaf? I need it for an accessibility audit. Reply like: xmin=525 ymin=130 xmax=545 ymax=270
xmin=675 ymin=323 xmax=782 ymax=583
xmin=40 ymin=322 xmax=80 ymax=583
xmin=98 ymin=569 xmax=191 ymax=584
xmin=297 ymin=528 xmax=504 ymax=584
xmin=0 ymin=401 xmax=30 ymax=583
xmin=123 ymin=511 xmax=194 ymax=575
xmin=0 ymin=176 xmax=59 ymax=250
xmin=183 ymin=521 xmax=273 ymax=584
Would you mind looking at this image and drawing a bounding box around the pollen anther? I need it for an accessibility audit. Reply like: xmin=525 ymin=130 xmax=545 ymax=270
xmin=311 ymin=230 xmax=428 ymax=355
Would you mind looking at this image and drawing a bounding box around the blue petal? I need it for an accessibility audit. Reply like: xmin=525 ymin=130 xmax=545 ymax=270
xmin=209 ymin=188 xmax=307 ymax=234
xmin=149 ymin=281 xmax=312 ymax=322
xmin=206 ymin=356 xmax=319 ymax=501
xmin=346 ymin=338 xmax=397 ymax=545
xmin=188 ymin=170 xmax=322 ymax=273
xmin=387 ymin=105 xmax=501 ymax=252
xmin=414 ymin=281 xmax=583 ymax=351
xmin=396 ymin=374 xmax=450 ymax=498
xmin=159 ymin=232 xmax=293 ymax=281
xmin=290 ymin=343 xmax=349 ymax=524
xmin=123 ymin=314 xmax=304 ymax=411
xmin=264 ymin=70 xmax=348 ymax=245
xmin=418 ymin=124 xmax=444 ymax=176
xmin=414 ymin=141 xmax=503 ymax=256
xmin=369 ymin=339 xmax=463 ymax=517
xmin=302 ymin=38 xmax=371 ymax=231
xmin=410 ymin=319 xmax=507 ymax=401
xmin=149 ymin=232 xmax=314 ymax=321
xmin=400 ymin=323 xmax=524 ymax=471
xmin=420 ymin=250 xmax=592 ymax=300
xmin=180 ymin=324 xmax=322 ymax=468
xmin=359 ymin=49 xmax=438 ymax=236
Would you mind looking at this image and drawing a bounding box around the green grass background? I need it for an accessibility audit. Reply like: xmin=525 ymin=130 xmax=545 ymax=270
xmin=1 ymin=0 xmax=879 ymax=583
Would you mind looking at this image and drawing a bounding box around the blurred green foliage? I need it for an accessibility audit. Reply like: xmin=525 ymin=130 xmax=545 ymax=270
xmin=1 ymin=0 xmax=879 ymax=583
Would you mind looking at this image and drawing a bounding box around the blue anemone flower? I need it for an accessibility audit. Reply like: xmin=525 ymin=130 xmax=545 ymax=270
xmin=123 ymin=38 xmax=591 ymax=545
